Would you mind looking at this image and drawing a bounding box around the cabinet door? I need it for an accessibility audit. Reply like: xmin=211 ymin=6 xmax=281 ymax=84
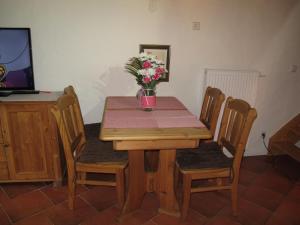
xmin=0 ymin=110 xmax=9 ymax=180
xmin=2 ymin=103 xmax=55 ymax=180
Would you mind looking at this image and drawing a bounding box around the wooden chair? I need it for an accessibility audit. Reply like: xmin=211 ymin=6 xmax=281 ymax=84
xmin=63 ymin=85 xmax=86 ymax=155
xmin=176 ymin=97 xmax=257 ymax=220
xmin=64 ymin=85 xmax=85 ymax=140
xmin=51 ymin=93 xmax=128 ymax=210
xmin=200 ymin=86 xmax=225 ymax=139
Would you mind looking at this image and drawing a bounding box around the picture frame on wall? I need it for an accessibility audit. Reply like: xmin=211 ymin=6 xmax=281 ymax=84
xmin=139 ymin=44 xmax=170 ymax=82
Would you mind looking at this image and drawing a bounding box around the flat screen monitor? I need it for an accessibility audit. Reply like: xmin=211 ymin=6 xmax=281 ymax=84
xmin=0 ymin=28 xmax=35 ymax=91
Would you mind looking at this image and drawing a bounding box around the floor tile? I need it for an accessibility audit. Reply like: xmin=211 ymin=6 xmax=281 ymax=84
xmin=215 ymin=184 xmax=247 ymax=200
xmin=0 ymin=190 xmax=53 ymax=223
xmin=143 ymin=221 xmax=158 ymax=225
xmin=152 ymin=209 xmax=207 ymax=225
xmin=118 ymin=208 xmax=157 ymax=225
xmin=242 ymin=186 xmax=284 ymax=211
xmin=190 ymin=192 xmax=229 ymax=217
xmin=239 ymin=169 xmax=259 ymax=186
xmin=41 ymin=184 xmax=89 ymax=205
xmin=0 ymin=206 xmax=11 ymax=225
xmin=81 ymin=206 xmax=120 ymax=225
xmin=44 ymin=197 xmax=98 ymax=225
xmin=286 ymin=181 xmax=300 ymax=201
xmin=271 ymin=155 xmax=300 ymax=180
xmin=217 ymin=198 xmax=272 ymax=225
xmin=82 ymin=193 xmax=159 ymax=225
xmin=14 ymin=213 xmax=53 ymax=225
xmin=205 ymin=216 xmax=242 ymax=225
xmin=265 ymin=198 xmax=300 ymax=225
xmin=0 ymin=182 xmax=46 ymax=198
xmin=241 ymin=156 xmax=271 ymax=174
xmin=79 ymin=186 xmax=118 ymax=211
xmin=253 ymin=169 xmax=294 ymax=194
xmin=0 ymin=188 xmax=10 ymax=206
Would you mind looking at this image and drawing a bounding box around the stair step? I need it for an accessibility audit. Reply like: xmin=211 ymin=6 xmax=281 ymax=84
xmin=290 ymin=126 xmax=300 ymax=136
xmin=270 ymin=142 xmax=286 ymax=155
xmin=287 ymin=129 xmax=300 ymax=143
xmin=273 ymin=141 xmax=300 ymax=161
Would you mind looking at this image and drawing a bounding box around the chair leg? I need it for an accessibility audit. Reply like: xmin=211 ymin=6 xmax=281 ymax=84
xmin=116 ymin=168 xmax=125 ymax=208
xmin=181 ymin=174 xmax=192 ymax=220
xmin=231 ymin=179 xmax=238 ymax=216
xmin=68 ymin=175 xmax=76 ymax=210
xmin=174 ymin=165 xmax=183 ymax=210
xmin=174 ymin=163 xmax=179 ymax=200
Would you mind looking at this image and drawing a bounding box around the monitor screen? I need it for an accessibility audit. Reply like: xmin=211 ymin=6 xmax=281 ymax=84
xmin=0 ymin=28 xmax=35 ymax=90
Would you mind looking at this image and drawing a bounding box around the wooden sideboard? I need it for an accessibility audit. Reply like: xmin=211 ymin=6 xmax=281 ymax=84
xmin=0 ymin=92 xmax=63 ymax=185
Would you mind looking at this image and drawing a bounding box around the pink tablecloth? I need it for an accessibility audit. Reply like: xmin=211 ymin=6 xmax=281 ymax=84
xmin=103 ymin=97 xmax=205 ymax=129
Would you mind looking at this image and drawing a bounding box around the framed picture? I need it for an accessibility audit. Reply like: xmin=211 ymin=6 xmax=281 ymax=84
xmin=139 ymin=44 xmax=170 ymax=82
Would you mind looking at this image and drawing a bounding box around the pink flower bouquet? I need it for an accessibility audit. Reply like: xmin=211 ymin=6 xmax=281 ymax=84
xmin=125 ymin=53 xmax=167 ymax=96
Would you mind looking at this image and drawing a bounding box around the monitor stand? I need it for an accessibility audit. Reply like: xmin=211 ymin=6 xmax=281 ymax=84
xmin=0 ymin=90 xmax=40 ymax=97
xmin=12 ymin=90 xmax=40 ymax=94
xmin=0 ymin=91 xmax=13 ymax=97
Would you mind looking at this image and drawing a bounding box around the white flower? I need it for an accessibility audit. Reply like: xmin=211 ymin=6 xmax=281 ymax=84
xmin=149 ymin=55 xmax=157 ymax=61
xmin=138 ymin=53 xmax=162 ymax=64
xmin=155 ymin=59 xmax=163 ymax=65
xmin=148 ymin=68 xmax=155 ymax=76
xmin=138 ymin=69 xmax=147 ymax=76
xmin=139 ymin=52 xmax=147 ymax=58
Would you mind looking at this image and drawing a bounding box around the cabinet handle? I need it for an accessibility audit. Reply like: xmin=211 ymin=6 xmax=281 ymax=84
xmin=3 ymin=144 xmax=9 ymax=148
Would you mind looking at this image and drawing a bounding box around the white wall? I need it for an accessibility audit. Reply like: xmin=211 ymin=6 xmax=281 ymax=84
xmin=1 ymin=0 xmax=299 ymax=155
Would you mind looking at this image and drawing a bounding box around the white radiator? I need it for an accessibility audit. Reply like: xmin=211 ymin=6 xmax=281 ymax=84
xmin=204 ymin=69 xmax=260 ymax=106
xmin=204 ymin=68 xmax=260 ymax=139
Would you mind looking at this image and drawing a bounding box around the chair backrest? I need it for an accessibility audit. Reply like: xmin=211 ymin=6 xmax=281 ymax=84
xmin=200 ymin=86 xmax=225 ymax=138
xmin=64 ymin=85 xmax=86 ymax=143
xmin=217 ymin=97 xmax=257 ymax=171
xmin=51 ymin=94 xmax=86 ymax=170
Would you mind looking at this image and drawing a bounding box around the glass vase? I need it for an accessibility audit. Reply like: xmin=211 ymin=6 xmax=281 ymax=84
xmin=140 ymin=88 xmax=156 ymax=111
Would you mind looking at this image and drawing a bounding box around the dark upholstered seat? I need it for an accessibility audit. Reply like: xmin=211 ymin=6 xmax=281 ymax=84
xmin=78 ymin=124 xmax=127 ymax=164
xmin=78 ymin=140 xmax=128 ymax=164
xmin=176 ymin=142 xmax=232 ymax=170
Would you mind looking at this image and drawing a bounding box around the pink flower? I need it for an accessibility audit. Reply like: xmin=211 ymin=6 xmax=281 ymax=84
xmin=143 ymin=61 xmax=152 ymax=69
xmin=143 ymin=76 xmax=151 ymax=84
xmin=153 ymin=73 xmax=161 ymax=80
xmin=155 ymin=67 xmax=165 ymax=74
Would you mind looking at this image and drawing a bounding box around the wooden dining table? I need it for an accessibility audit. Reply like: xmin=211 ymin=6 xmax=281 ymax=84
xmin=99 ymin=96 xmax=211 ymax=218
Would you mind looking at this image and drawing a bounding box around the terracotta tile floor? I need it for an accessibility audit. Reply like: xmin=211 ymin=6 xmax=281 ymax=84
xmin=0 ymin=155 xmax=299 ymax=225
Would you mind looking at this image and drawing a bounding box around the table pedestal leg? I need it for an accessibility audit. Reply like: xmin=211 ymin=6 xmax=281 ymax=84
xmin=156 ymin=149 xmax=180 ymax=217
xmin=121 ymin=150 xmax=146 ymax=216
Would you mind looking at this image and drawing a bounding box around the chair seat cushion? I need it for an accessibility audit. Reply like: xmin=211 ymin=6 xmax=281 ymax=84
xmin=176 ymin=142 xmax=232 ymax=170
xmin=78 ymin=123 xmax=127 ymax=164
xmin=78 ymin=140 xmax=128 ymax=164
